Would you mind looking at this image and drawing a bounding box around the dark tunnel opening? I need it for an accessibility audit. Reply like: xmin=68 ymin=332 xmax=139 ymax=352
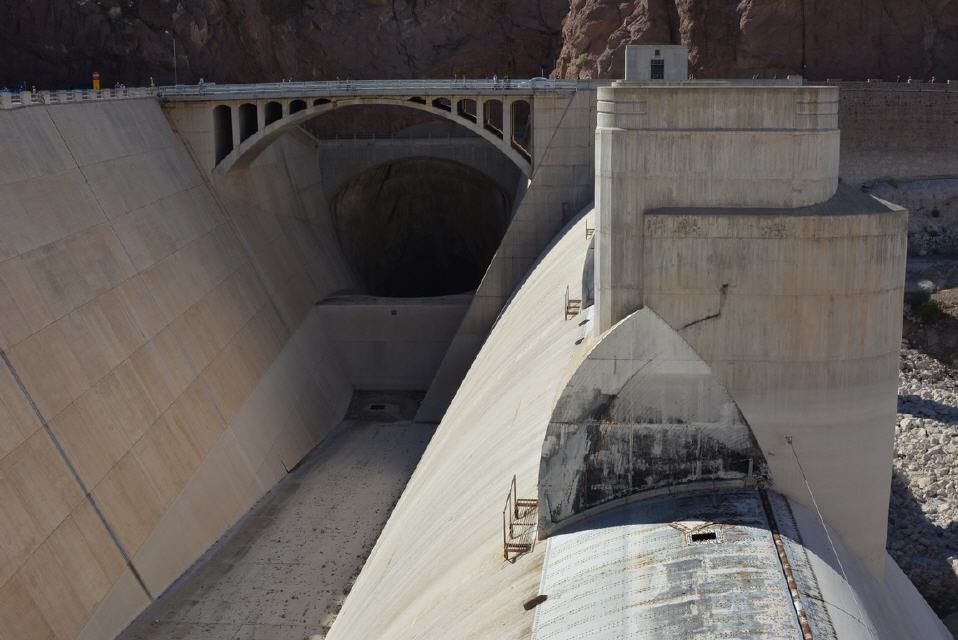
xmin=332 ymin=158 xmax=511 ymax=298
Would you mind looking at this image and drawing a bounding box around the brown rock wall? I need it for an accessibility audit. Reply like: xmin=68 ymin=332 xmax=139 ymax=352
xmin=553 ymin=0 xmax=958 ymax=81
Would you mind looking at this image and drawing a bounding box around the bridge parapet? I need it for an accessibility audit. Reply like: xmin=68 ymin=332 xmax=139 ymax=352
xmin=0 ymin=86 xmax=157 ymax=109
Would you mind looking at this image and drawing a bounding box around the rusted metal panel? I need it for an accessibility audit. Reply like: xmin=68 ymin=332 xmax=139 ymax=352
xmin=532 ymin=490 xmax=804 ymax=639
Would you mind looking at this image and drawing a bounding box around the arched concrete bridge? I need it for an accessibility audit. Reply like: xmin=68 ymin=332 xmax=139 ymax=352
xmin=158 ymin=80 xmax=592 ymax=176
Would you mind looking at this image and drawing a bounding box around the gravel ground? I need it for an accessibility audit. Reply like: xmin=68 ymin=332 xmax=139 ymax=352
xmin=891 ymin=346 xmax=958 ymax=617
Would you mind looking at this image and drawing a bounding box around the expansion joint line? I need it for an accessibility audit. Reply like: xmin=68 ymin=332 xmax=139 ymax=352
xmin=759 ymin=488 xmax=814 ymax=639
xmin=161 ymin=109 xmax=292 ymax=336
xmin=785 ymin=436 xmax=875 ymax=638
xmin=0 ymin=349 xmax=154 ymax=601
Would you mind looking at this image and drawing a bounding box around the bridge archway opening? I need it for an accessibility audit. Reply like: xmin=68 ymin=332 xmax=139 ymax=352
xmin=314 ymin=98 xmax=331 ymax=107
xmin=290 ymin=99 xmax=307 ymax=114
xmin=483 ymin=100 xmax=503 ymax=138
xmin=331 ymin=157 xmax=510 ymax=298
xmin=213 ymin=105 xmax=234 ymax=164
xmin=432 ymin=98 xmax=452 ymax=112
xmin=511 ymin=100 xmax=532 ymax=155
xmin=457 ymin=99 xmax=478 ymax=123
xmin=265 ymin=101 xmax=283 ymax=125
xmin=239 ymin=103 xmax=258 ymax=142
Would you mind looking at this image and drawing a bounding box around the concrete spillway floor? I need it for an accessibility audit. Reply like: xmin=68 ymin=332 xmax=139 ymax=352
xmin=118 ymin=416 xmax=434 ymax=640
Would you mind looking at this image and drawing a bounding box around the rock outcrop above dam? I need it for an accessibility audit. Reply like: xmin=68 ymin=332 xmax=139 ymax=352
xmin=3 ymin=1 xmax=957 ymax=89
xmin=0 ymin=0 xmax=567 ymax=88
xmin=553 ymin=0 xmax=958 ymax=80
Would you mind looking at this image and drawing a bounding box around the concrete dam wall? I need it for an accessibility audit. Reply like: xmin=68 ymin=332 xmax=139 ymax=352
xmin=0 ymin=88 xmax=563 ymax=639
xmin=0 ymin=98 xmax=358 ymax=639
xmin=0 ymin=71 xmax=954 ymax=639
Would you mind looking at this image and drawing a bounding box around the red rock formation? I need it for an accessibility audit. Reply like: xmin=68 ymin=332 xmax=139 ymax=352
xmin=553 ymin=0 xmax=958 ymax=81
xmin=0 ymin=0 xmax=566 ymax=89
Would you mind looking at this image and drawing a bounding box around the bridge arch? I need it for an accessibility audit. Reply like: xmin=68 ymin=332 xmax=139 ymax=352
xmin=211 ymin=96 xmax=534 ymax=176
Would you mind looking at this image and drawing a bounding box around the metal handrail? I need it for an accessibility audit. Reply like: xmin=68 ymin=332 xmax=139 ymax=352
xmin=503 ymin=475 xmax=538 ymax=560
xmin=0 ymin=78 xmax=604 ymax=110
xmin=156 ymin=78 xmax=597 ymax=98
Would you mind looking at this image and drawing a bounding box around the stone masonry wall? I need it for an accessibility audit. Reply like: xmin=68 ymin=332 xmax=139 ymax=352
xmin=838 ymin=82 xmax=958 ymax=186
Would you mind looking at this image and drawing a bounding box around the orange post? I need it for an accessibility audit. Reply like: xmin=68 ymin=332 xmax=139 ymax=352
xmin=92 ymin=72 xmax=101 ymax=90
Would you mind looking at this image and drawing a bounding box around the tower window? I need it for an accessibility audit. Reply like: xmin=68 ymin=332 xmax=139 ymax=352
xmin=651 ymin=59 xmax=665 ymax=80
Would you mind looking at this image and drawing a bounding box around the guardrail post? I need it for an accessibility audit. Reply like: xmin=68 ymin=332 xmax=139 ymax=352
xmin=21 ymin=90 xmax=32 ymax=105
xmin=0 ymin=93 xmax=11 ymax=109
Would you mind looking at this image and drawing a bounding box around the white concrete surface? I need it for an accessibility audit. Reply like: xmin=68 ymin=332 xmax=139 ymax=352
xmin=594 ymin=82 xmax=840 ymax=331
xmin=326 ymin=210 xmax=596 ymax=640
xmin=641 ymin=200 xmax=906 ymax=574
xmin=786 ymin=496 xmax=952 ymax=639
xmin=624 ymin=45 xmax=689 ymax=81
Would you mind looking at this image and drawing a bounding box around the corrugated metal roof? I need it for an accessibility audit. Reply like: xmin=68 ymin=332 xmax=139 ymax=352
xmin=532 ymin=490 xmax=805 ymax=639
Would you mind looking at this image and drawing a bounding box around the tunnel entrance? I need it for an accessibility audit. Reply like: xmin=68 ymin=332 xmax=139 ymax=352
xmin=332 ymin=158 xmax=510 ymax=298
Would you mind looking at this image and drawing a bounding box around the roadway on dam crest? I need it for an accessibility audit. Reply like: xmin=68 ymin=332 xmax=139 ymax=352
xmin=118 ymin=412 xmax=433 ymax=640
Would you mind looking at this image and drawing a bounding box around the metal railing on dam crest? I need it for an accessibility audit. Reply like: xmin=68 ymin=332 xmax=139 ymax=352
xmin=0 ymin=78 xmax=606 ymax=110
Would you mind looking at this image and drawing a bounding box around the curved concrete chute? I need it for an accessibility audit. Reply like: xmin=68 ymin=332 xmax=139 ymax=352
xmin=213 ymin=96 xmax=533 ymax=176
xmin=538 ymin=306 xmax=768 ymax=536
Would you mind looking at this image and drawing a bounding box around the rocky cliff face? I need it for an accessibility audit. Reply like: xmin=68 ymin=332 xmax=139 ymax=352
xmin=3 ymin=0 xmax=956 ymax=89
xmin=553 ymin=0 xmax=958 ymax=80
xmin=0 ymin=0 xmax=566 ymax=88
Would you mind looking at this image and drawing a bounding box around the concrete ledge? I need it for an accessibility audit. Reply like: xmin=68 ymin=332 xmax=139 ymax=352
xmin=646 ymin=182 xmax=897 ymax=217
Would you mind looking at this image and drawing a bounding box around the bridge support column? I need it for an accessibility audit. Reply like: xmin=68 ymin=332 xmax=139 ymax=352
xmin=476 ymin=99 xmax=486 ymax=132
xmin=257 ymin=101 xmax=266 ymax=131
xmin=230 ymin=104 xmax=241 ymax=152
xmin=503 ymin=98 xmax=513 ymax=144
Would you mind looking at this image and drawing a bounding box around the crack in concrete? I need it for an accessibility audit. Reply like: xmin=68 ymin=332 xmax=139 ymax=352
xmin=680 ymin=283 xmax=729 ymax=331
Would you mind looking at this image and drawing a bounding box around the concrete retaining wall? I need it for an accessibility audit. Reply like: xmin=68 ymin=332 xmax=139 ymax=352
xmin=837 ymin=82 xmax=958 ymax=185
xmin=314 ymin=295 xmax=471 ymax=391
xmin=0 ymin=98 xmax=354 ymax=640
